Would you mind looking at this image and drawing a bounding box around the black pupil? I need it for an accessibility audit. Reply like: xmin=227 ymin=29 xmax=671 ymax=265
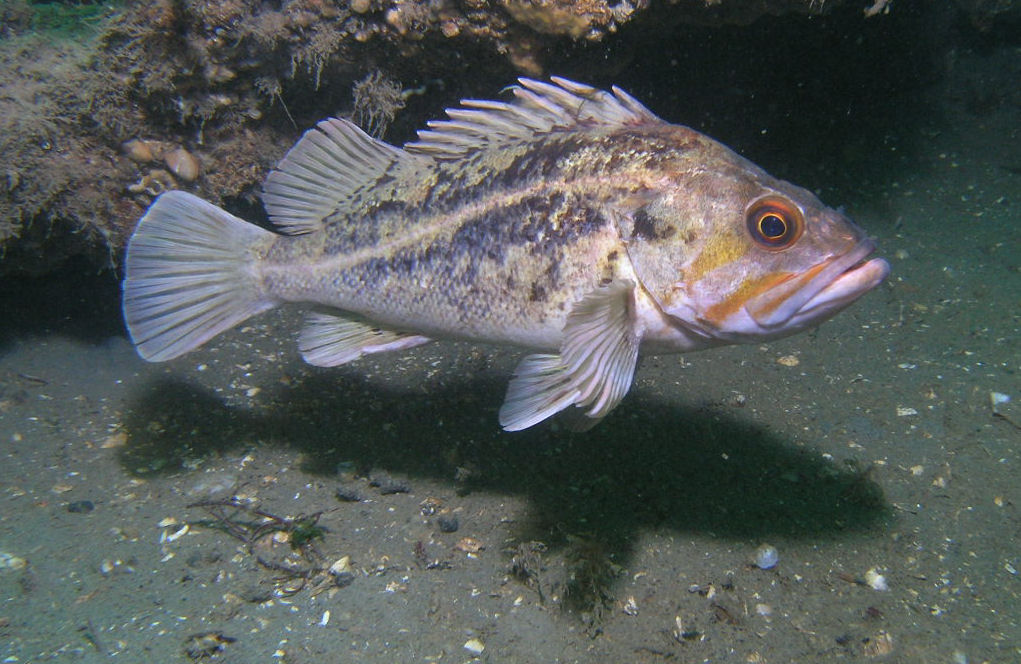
xmin=760 ymin=214 xmax=787 ymax=239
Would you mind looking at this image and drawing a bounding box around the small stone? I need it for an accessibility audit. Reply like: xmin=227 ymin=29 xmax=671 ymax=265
xmin=437 ymin=515 xmax=459 ymax=533
xmin=378 ymin=479 xmax=409 ymax=495
xmin=329 ymin=556 xmax=353 ymax=575
xmin=335 ymin=485 xmax=362 ymax=502
xmin=754 ymin=543 xmax=779 ymax=569
xmin=455 ymin=537 xmax=483 ymax=554
xmin=101 ymin=432 xmax=128 ymax=448
xmin=463 ymin=637 xmax=485 ymax=655
xmin=776 ymin=354 xmax=800 ymax=367
xmin=164 ymin=147 xmax=200 ymax=182
xmin=419 ymin=496 xmax=442 ymax=516
xmin=332 ymin=570 xmax=355 ymax=588
xmin=0 ymin=552 xmax=27 ymax=571
xmin=329 ymin=556 xmax=356 ymax=587
xmin=122 ymin=139 xmax=154 ymax=163
xmin=66 ymin=500 xmax=94 ymax=513
xmin=441 ymin=19 xmax=460 ymax=37
xmin=369 ymin=472 xmax=409 ymax=495
xmin=184 ymin=632 xmax=236 ymax=659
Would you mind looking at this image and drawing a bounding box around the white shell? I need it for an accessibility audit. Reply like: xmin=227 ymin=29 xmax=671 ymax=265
xmin=865 ymin=567 xmax=889 ymax=591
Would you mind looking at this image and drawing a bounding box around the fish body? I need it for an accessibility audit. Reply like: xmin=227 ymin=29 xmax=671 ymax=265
xmin=123 ymin=78 xmax=889 ymax=430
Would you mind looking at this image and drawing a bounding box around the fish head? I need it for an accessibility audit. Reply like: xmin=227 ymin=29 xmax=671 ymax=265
xmin=621 ymin=152 xmax=890 ymax=345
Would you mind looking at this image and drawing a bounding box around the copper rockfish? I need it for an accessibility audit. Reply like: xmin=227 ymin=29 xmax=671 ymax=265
xmin=123 ymin=77 xmax=889 ymax=430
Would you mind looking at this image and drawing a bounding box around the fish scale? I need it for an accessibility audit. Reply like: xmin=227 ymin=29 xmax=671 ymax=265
xmin=122 ymin=77 xmax=888 ymax=430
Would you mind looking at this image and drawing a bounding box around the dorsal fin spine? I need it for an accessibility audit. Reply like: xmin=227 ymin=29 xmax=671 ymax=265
xmin=404 ymin=77 xmax=663 ymax=159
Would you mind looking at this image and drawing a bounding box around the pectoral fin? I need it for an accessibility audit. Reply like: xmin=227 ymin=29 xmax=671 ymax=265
xmin=299 ymin=311 xmax=431 ymax=367
xmin=499 ymin=279 xmax=640 ymax=431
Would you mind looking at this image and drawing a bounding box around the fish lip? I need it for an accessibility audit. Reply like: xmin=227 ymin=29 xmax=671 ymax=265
xmin=801 ymin=250 xmax=890 ymax=315
xmin=745 ymin=239 xmax=888 ymax=328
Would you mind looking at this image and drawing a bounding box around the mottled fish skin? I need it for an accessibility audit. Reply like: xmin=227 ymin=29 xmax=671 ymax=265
xmin=258 ymin=127 xmax=702 ymax=349
xmin=122 ymin=77 xmax=889 ymax=430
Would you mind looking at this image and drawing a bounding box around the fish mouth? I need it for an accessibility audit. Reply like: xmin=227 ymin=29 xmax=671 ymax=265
xmin=745 ymin=240 xmax=890 ymax=329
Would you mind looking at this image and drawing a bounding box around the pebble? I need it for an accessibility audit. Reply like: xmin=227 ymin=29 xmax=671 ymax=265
xmin=164 ymin=147 xmax=200 ymax=181
xmin=335 ymin=485 xmax=362 ymax=502
xmin=122 ymin=138 xmax=154 ymax=163
xmin=437 ymin=515 xmax=459 ymax=533
xmin=66 ymin=500 xmax=94 ymax=513
xmin=776 ymin=354 xmax=800 ymax=367
xmin=332 ymin=571 xmax=355 ymax=588
xmin=754 ymin=543 xmax=779 ymax=569
xmin=378 ymin=480 xmax=409 ymax=495
xmin=329 ymin=556 xmax=355 ymax=587
xmin=369 ymin=472 xmax=409 ymax=495
xmin=455 ymin=537 xmax=483 ymax=554
xmin=0 ymin=552 xmax=27 ymax=571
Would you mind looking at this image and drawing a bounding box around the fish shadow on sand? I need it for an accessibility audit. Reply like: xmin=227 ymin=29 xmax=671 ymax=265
xmin=121 ymin=368 xmax=887 ymax=592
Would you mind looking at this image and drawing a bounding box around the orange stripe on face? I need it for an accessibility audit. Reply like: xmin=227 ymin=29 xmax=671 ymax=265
xmin=745 ymin=260 xmax=828 ymax=320
xmin=701 ymin=270 xmax=794 ymax=327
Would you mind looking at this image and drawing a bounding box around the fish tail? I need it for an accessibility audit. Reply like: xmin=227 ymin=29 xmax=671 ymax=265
xmin=122 ymin=190 xmax=278 ymax=362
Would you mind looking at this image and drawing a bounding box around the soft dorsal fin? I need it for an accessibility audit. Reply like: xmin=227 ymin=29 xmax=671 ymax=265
xmin=405 ymin=77 xmax=663 ymax=159
xmin=262 ymin=118 xmax=424 ymax=234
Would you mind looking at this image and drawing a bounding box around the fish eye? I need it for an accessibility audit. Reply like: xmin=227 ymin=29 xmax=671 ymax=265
xmin=746 ymin=196 xmax=803 ymax=250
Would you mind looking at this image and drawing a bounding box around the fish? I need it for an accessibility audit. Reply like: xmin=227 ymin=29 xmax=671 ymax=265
xmin=122 ymin=77 xmax=890 ymax=431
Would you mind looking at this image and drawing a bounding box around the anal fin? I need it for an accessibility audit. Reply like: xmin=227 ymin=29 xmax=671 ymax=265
xmin=499 ymin=279 xmax=640 ymax=431
xmin=299 ymin=311 xmax=431 ymax=367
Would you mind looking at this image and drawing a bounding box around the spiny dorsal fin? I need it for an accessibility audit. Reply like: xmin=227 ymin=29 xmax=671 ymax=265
xmin=405 ymin=77 xmax=663 ymax=159
xmin=262 ymin=118 xmax=426 ymax=234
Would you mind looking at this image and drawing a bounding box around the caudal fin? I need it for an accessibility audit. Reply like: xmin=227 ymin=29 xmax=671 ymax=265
xmin=122 ymin=190 xmax=278 ymax=362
